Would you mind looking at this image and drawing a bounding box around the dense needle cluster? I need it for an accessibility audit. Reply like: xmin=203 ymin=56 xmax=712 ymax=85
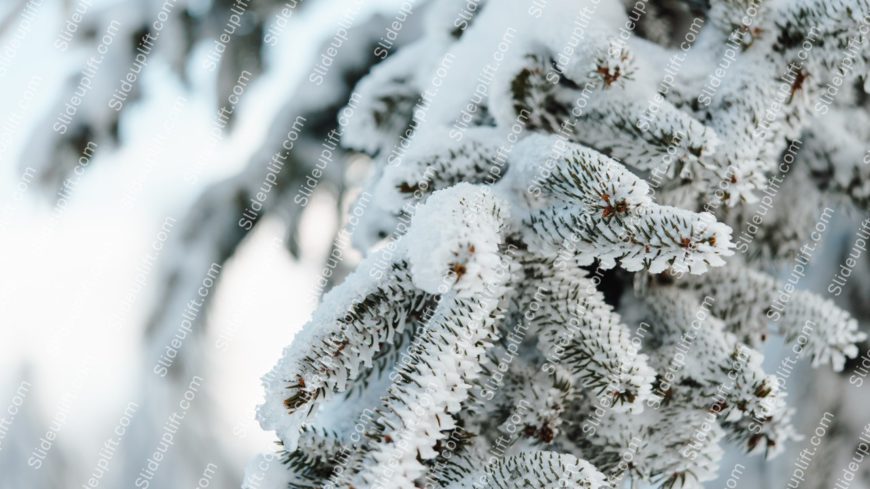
xmin=249 ymin=0 xmax=870 ymax=487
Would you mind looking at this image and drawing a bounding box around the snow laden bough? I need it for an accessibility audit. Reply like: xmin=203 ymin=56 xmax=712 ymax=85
xmin=248 ymin=0 xmax=870 ymax=487
xmin=251 ymin=181 xmax=734 ymax=489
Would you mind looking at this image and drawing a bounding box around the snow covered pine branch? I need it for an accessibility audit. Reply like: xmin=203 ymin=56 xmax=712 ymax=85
xmin=248 ymin=0 xmax=869 ymax=487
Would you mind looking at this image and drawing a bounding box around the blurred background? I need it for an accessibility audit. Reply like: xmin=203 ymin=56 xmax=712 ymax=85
xmin=0 ymin=0 xmax=413 ymax=487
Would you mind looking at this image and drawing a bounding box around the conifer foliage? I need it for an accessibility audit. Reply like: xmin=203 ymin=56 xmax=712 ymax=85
xmin=250 ymin=0 xmax=870 ymax=487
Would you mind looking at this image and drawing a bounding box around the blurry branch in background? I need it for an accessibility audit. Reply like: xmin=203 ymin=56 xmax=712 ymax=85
xmin=11 ymin=0 xmax=425 ymax=486
xmin=20 ymin=0 xmax=318 ymax=192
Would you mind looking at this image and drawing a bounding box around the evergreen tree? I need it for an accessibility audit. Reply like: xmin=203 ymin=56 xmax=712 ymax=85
xmin=248 ymin=0 xmax=870 ymax=487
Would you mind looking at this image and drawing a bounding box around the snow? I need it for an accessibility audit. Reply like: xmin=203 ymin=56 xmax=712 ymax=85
xmin=405 ymin=183 xmax=506 ymax=295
